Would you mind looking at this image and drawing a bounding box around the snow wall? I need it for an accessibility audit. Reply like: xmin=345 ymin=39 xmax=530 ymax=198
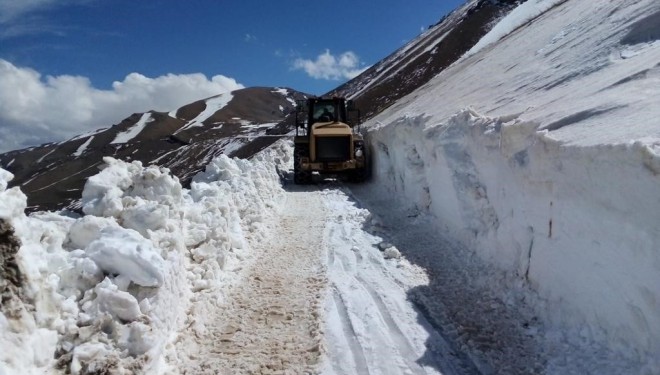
xmin=0 ymin=143 xmax=290 ymax=374
xmin=364 ymin=0 xmax=660 ymax=364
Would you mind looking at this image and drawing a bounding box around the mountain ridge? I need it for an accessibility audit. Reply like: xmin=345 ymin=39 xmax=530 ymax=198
xmin=0 ymin=0 xmax=524 ymax=212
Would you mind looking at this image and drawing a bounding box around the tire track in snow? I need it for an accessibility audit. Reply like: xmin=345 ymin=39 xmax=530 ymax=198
xmin=354 ymin=275 xmax=428 ymax=375
xmin=320 ymin=186 xmax=460 ymax=375
xmin=331 ymin=287 xmax=371 ymax=375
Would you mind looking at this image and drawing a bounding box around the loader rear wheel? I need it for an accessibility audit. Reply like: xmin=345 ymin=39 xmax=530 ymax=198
xmin=349 ymin=166 xmax=368 ymax=183
xmin=349 ymin=146 xmax=369 ymax=183
xmin=293 ymin=145 xmax=312 ymax=184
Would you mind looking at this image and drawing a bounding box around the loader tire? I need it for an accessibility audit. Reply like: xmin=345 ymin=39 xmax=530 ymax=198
xmin=293 ymin=145 xmax=312 ymax=184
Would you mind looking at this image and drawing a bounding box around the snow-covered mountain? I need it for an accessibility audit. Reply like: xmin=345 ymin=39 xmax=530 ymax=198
xmin=1 ymin=0 xmax=660 ymax=374
xmin=0 ymin=87 xmax=306 ymax=212
xmin=331 ymin=0 xmax=524 ymax=117
xmin=0 ymin=0 xmax=524 ymax=214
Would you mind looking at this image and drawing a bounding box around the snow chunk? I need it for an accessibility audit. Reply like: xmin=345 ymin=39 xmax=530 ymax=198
xmin=70 ymin=342 xmax=115 ymax=375
xmin=378 ymin=241 xmax=401 ymax=259
xmin=82 ymin=157 xmax=182 ymax=218
xmin=193 ymin=154 xmax=242 ymax=184
xmin=86 ymin=226 xmax=165 ymax=287
xmin=0 ymin=168 xmax=27 ymax=220
xmin=85 ymin=278 xmax=142 ymax=322
xmin=378 ymin=241 xmax=394 ymax=251
xmin=1 ymin=167 xmax=13 ymax=191
xmin=383 ymin=246 xmax=402 ymax=260
xmin=82 ymin=157 xmax=140 ymax=217
xmin=67 ymin=216 xmax=121 ymax=250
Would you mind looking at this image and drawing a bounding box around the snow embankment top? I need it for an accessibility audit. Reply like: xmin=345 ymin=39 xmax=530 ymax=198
xmin=371 ymin=0 xmax=660 ymax=148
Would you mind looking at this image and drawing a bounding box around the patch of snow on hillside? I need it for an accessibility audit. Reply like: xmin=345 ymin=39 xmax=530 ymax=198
xmin=69 ymin=128 xmax=106 ymax=142
xmin=73 ymin=136 xmax=94 ymax=157
xmin=176 ymin=93 xmax=234 ymax=133
xmin=242 ymin=122 xmax=277 ymax=130
xmin=273 ymin=87 xmax=297 ymax=106
xmin=272 ymin=88 xmax=288 ymax=96
xmin=36 ymin=147 xmax=57 ymax=164
xmin=110 ymin=113 xmax=154 ymax=144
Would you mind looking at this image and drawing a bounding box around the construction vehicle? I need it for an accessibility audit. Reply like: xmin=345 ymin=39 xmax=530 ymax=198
xmin=293 ymin=97 xmax=368 ymax=184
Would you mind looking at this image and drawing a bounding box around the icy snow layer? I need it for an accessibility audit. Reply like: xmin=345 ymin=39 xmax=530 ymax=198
xmin=0 ymin=142 xmax=290 ymax=374
xmin=365 ymin=0 xmax=660 ymax=369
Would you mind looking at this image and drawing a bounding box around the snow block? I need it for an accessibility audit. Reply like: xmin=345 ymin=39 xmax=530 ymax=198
xmin=87 ymin=278 xmax=141 ymax=322
xmin=86 ymin=226 xmax=165 ymax=287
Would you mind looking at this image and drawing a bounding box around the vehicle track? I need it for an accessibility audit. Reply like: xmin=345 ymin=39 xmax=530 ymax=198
xmin=320 ymin=187 xmax=463 ymax=375
xmin=330 ymin=288 xmax=371 ymax=375
xmin=168 ymin=184 xmax=473 ymax=375
xmin=170 ymin=190 xmax=327 ymax=374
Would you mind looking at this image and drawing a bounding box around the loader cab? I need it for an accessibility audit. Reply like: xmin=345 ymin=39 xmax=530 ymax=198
xmin=310 ymin=98 xmax=347 ymax=125
xmin=295 ymin=97 xmax=360 ymax=135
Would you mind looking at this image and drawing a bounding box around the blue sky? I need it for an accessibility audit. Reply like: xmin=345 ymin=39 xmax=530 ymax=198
xmin=0 ymin=0 xmax=464 ymax=152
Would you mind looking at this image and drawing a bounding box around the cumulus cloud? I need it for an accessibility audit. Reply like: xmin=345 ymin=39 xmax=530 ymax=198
xmin=0 ymin=59 xmax=244 ymax=152
xmin=292 ymin=49 xmax=368 ymax=80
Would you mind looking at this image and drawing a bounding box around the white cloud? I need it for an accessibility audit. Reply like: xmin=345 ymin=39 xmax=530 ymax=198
xmin=0 ymin=0 xmax=96 ymax=38
xmin=0 ymin=0 xmax=92 ymax=23
xmin=0 ymin=0 xmax=51 ymax=22
xmin=292 ymin=49 xmax=368 ymax=81
xmin=0 ymin=59 xmax=244 ymax=152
